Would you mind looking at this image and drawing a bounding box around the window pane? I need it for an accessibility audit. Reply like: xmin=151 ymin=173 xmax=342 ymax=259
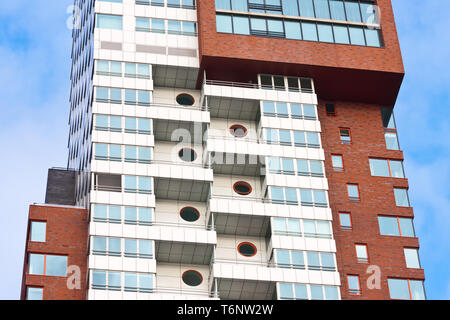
xmin=365 ymin=29 xmax=381 ymax=47
xmin=310 ymin=161 xmax=323 ymax=175
xmin=152 ymin=19 xmax=165 ymax=32
xmin=314 ymin=0 xmax=330 ymax=19
xmin=345 ymin=1 xmax=362 ymax=22
xmin=139 ymin=177 xmax=152 ymax=193
xmin=399 ymin=218 xmax=415 ymax=237
xmin=139 ymin=274 xmax=153 ymax=290
xmin=285 ymin=188 xmax=298 ymax=204
xmin=321 ymin=253 xmax=335 ymax=268
xmin=97 ymin=60 xmax=109 ymax=73
xmin=291 ymin=251 xmax=304 ymax=266
xmin=231 ymin=0 xmax=247 ymax=11
xmin=268 ymin=157 xmax=281 ymax=172
xmin=369 ymin=159 xmax=390 ymax=177
xmin=385 ymin=132 xmax=400 ymax=150
xmin=404 ymin=248 xmax=420 ymax=269
xmin=263 ymin=101 xmax=276 ymax=114
xmin=307 ymin=252 xmax=320 ymax=267
xmin=109 ymin=145 xmax=121 ymax=160
xmin=294 ymin=284 xmax=308 ymax=299
xmin=331 ymin=155 xmax=343 ymax=168
xmin=325 ymin=286 xmax=339 ymax=300
xmin=277 ymin=102 xmax=288 ymax=116
xmin=109 ymin=238 xmax=121 ymax=254
xmin=279 ymin=283 xmax=294 ymax=299
xmin=97 ymin=14 xmax=123 ymax=30
xmin=96 ymin=115 xmax=108 ymax=128
xmin=94 ymin=204 xmax=107 ymax=219
xmin=109 ymin=272 xmax=121 ymax=288
xmin=138 ymin=118 xmax=151 ymax=132
xmin=300 ymin=189 xmax=313 ymax=203
xmin=282 ymin=0 xmax=299 ymax=16
xmin=394 ymin=188 xmax=409 ymax=207
xmin=96 ymin=87 xmax=108 ymax=100
xmin=125 ymin=207 xmax=137 ymax=222
xmin=303 ymin=220 xmax=316 ymax=234
xmin=271 ymin=187 xmax=285 ymax=203
xmin=110 ymin=88 xmax=122 ymax=101
xmin=287 ymin=219 xmax=301 ymax=234
xmin=29 ymin=254 xmax=44 ymax=275
xmin=293 ymin=131 xmax=306 ymax=145
xmin=168 ymin=20 xmax=181 ymax=33
xmin=110 ymin=206 xmax=121 ymax=220
xmin=317 ymin=221 xmax=331 ymax=235
xmin=317 ymin=24 xmax=334 ymax=42
xmin=137 ymin=64 xmax=150 ymax=77
xmin=339 ymin=213 xmax=351 ymax=227
xmin=378 ymin=216 xmax=400 ymax=236
xmin=276 ymin=250 xmax=291 ymax=265
xmin=139 ymin=147 xmax=151 ymax=162
xmin=30 ymin=222 xmax=46 ymax=242
xmin=216 ymin=0 xmax=231 ymax=10
xmin=347 ymin=276 xmax=360 ymax=290
xmin=93 ymin=237 xmax=107 ymax=252
xmin=216 ymin=14 xmax=233 ymax=33
xmin=92 ymin=270 xmax=106 ymax=287
xmin=138 ymin=91 xmax=150 ymax=104
xmin=183 ymin=21 xmax=196 ymax=35
xmin=388 ymin=279 xmax=410 ymax=300
xmin=410 ymin=280 xmax=425 ymax=300
xmin=110 ymin=116 xmax=121 ymax=130
xmin=310 ymin=285 xmax=324 ymax=300
xmin=267 ymin=19 xmax=284 ymax=34
xmin=297 ymin=159 xmax=309 ymax=174
xmin=313 ymin=190 xmax=327 ymax=205
xmin=232 ymin=16 xmax=250 ymax=35
xmin=333 ymin=25 xmax=349 ymax=44
xmin=282 ymin=158 xmax=294 ymax=173
xmin=356 ymin=245 xmax=368 ymax=259
xmin=347 ymin=185 xmax=359 ymax=198
xmin=389 ymin=161 xmax=405 ymax=178
xmin=361 ymin=3 xmax=377 ymax=24
xmin=251 ymin=17 xmax=267 ymax=32
xmin=125 ymin=273 xmax=137 ymax=289
xmin=45 ymin=255 xmax=68 ymax=276
xmin=349 ymin=26 xmax=365 ymax=45
xmin=125 ymin=239 xmax=138 ymax=254
xmin=299 ymin=0 xmax=315 ymax=18
xmin=139 ymin=240 xmax=153 ymax=257
xmin=290 ymin=103 xmax=302 ymax=117
xmin=124 ymin=176 xmax=137 ymax=191
xmin=273 ymin=218 xmax=287 ymax=232
xmin=27 ymin=287 xmax=43 ymax=300
xmin=279 ymin=130 xmax=291 ymax=144
xmin=303 ymin=104 xmax=316 ymax=118
xmin=330 ymin=0 xmax=346 ymax=20
xmin=302 ymin=22 xmax=318 ymax=41
xmin=136 ymin=17 xmax=150 ymax=30
xmin=125 ymin=146 xmax=137 ymax=161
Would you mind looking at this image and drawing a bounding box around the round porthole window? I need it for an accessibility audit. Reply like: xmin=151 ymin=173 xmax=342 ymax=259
xmin=238 ymin=242 xmax=257 ymax=257
xmin=233 ymin=181 xmax=252 ymax=195
xmin=229 ymin=124 xmax=248 ymax=137
xmin=182 ymin=270 xmax=203 ymax=286
xmin=180 ymin=207 xmax=200 ymax=222
xmin=178 ymin=148 xmax=197 ymax=162
xmin=176 ymin=93 xmax=195 ymax=106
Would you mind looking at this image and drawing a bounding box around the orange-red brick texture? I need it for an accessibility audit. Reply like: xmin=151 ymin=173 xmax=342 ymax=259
xmin=20 ymin=205 xmax=88 ymax=300
xmin=317 ymin=100 xmax=425 ymax=300
xmin=196 ymin=0 xmax=405 ymax=106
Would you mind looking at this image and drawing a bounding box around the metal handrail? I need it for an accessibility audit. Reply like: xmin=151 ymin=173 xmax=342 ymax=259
xmin=204 ymin=79 xmax=314 ymax=94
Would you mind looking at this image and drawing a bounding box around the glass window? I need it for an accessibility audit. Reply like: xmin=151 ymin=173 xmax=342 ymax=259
xmin=29 ymin=254 xmax=45 ymax=275
xmin=365 ymin=29 xmax=381 ymax=47
xmin=287 ymin=219 xmax=301 ymax=235
xmin=110 ymin=206 xmax=121 ymax=222
xmin=301 ymin=22 xmax=318 ymax=41
xmin=277 ymin=103 xmax=289 ymax=116
xmin=390 ymin=160 xmax=405 ymax=178
xmin=138 ymin=91 xmax=151 ymax=105
xmin=297 ymin=159 xmax=309 ymax=174
xmin=300 ymin=189 xmax=313 ymax=204
xmin=168 ymin=20 xmax=182 ymax=34
xmin=30 ymin=221 xmax=46 ymax=242
xmin=329 ymin=0 xmax=346 ymax=20
xmin=394 ymin=188 xmax=410 ymax=207
xmin=285 ymin=188 xmax=298 ymax=204
xmin=310 ymin=285 xmax=324 ymax=300
xmin=271 ymin=187 xmax=285 ymax=203
xmin=303 ymin=220 xmax=316 ymax=235
xmin=216 ymin=0 xmax=231 ymax=10
xmin=268 ymin=157 xmax=281 ymax=173
xmin=291 ymin=251 xmax=304 ymax=267
xmin=109 ymin=238 xmax=121 ymax=254
xmin=349 ymin=26 xmax=365 ymax=45
xmin=290 ymin=103 xmax=302 ymax=118
xmin=276 ymin=250 xmax=291 ymax=266
xmin=282 ymin=158 xmax=294 ymax=173
xmin=360 ymin=3 xmax=377 ymax=24
xmin=303 ymin=104 xmax=316 ymax=118
xmin=27 ymin=287 xmax=43 ymax=300
xmin=388 ymin=279 xmax=410 ymax=300
xmin=294 ymin=284 xmax=308 ymax=299
xmin=110 ymin=116 xmax=121 ymax=130
xmin=273 ymin=217 xmax=287 ymax=233
xmin=306 ymin=132 xmax=319 ymax=146
xmin=293 ymin=131 xmax=306 ymax=146
xmin=45 ymin=255 xmax=68 ymax=276
xmin=410 ymin=280 xmax=426 ymax=300
xmin=137 ymin=64 xmax=150 ymax=78
xmin=138 ymin=177 xmax=152 ymax=193
xmin=96 ymin=115 xmax=108 ymax=128
xmin=404 ymin=248 xmax=421 ymax=269
xmin=139 ymin=274 xmax=153 ymax=291
xmin=93 ymin=237 xmax=107 ymax=254
xmin=355 ymin=244 xmax=368 ymax=262
xmin=317 ymin=23 xmax=333 ymax=42
xmin=140 ymin=240 xmax=153 ymax=258
xmin=216 ymin=14 xmax=233 ymax=33
xmin=136 ymin=17 xmax=150 ymax=30
xmin=331 ymin=155 xmax=343 ymax=170
xmin=183 ymin=21 xmax=196 ymax=35
xmin=314 ymin=0 xmax=330 ymax=19
xmin=108 ymin=272 xmax=121 ymax=289
xmin=109 ymin=145 xmax=121 ymax=161
xmin=97 ymin=14 xmax=123 ymax=30
xmin=325 ymin=286 xmax=339 ymax=300
xmin=378 ymin=216 xmax=400 ymax=236
xmin=251 ymin=17 xmax=267 ymax=33
xmin=279 ymin=283 xmax=294 ymax=299
xmin=307 ymin=252 xmax=320 ymax=268
xmin=125 ymin=239 xmax=138 ymax=256
xmin=299 ymin=0 xmax=315 ymax=18
xmin=279 ymin=130 xmax=291 ymax=145
xmin=282 ymin=0 xmax=299 ymax=16
xmin=344 ymin=1 xmax=362 ymax=22
xmin=267 ymin=19 xmax=284 ymax=35
xmin=110 ymin=88 xmax=122 ymax=102
xmin=125 ymin=207 xmax=137 ymax=224
xmin=125 ymin=273 xmax=138 ymax=290
xmin=263 ymin=101 xmax=276 ymax=115
xmin=347 ymin=275 xmax=360 ymax=294
xmin=385 ymin=132 xmax=400 ymax=150
xmin=152 ymin=19 xmax=165 ymax=32
xmin=313 ymin=190 xmax=327 ymax=205
xmin=339 ymin=212 xmax=351 ymax=229
xmin=92 ymin=270 xmax=106 ymax=288
xmin=231 ymin=0 xmax=247 ymax=11
xmin=399 ymin=218 xmax=415 ymax=237
xmin=369 ymin=159 xmax=390 ymax=177
xmin=333 ymin=25 xmax=349 ymax=44
xmin=94 ymin=204 xmax=107 ymax=220
xmin=339 ymin=128 xmax=351 ymax=143
xmin=347 ymin=184 xmax=359 ymax=200
xmin=124 ymin=176 xmax=137 ymax=192
xmin=233 ymin=16 xmax=250 ymax=35
xmin=317 ymin=221 xmax=331 ymax=236
xmin=321 ymin=253 xmax=335 ymax=269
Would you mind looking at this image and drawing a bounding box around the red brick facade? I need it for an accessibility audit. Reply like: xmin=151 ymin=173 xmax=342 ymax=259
xmin=21 ymin=204 xmax=88 ymax=300
xmin=317 ymin=101 xmax=425 ymax=299
xmin=196 ymin=0 xmax=404 ymax=105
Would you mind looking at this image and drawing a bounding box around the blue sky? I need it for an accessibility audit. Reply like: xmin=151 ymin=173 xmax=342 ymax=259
xmin=0 ymin=0 xmax=448 ymax=300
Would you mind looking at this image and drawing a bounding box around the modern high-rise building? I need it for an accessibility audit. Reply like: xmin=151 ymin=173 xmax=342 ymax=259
xmin=21 ymin=0 xmax=425 ymax=300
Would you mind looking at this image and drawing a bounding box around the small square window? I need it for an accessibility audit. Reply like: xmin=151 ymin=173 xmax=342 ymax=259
xmin=404 ymin=248 xmax=421 ymax=269
xmin=326 ymin=103 xmax=336 ymax=116
xmin=355 ymin=244 xmax=369 ymax=263
xmin=394 ymin=188 xmax=410 ymax=207
xmin=26 ymin=287 xmax=43 ymax=300
xmin=347 ymin=275 xmax=361 ymax=295
xmin=347 ymin=184 xmax=360 ymax=201
xmin=339 ymin=128 xmax=351 ymax=144
xmin=30 ymin=221 xmax=46 ymax=242
xmin=331 ymin=154 xmax=344 ymax=171
xmin=339 ymin=212 xmax=352 ymax=230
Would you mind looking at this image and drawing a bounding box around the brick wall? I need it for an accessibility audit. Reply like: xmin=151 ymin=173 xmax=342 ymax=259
xmin=317 ymin=100 xmax=425 ymax=300
xmin=21 ymin=205 xmax=88 ymax=300
xmin=196 ymin=0 xmax=405 ymax=105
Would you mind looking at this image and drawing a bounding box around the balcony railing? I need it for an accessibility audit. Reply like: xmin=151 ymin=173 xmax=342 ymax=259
xmin=204 ymin=79 xmax=314 ymax=94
